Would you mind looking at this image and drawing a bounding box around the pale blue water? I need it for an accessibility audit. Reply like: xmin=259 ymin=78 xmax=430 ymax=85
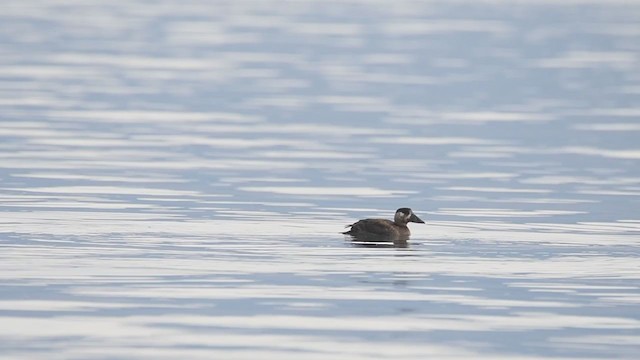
xmin=1 ymin=1 xmax=639 ymax=359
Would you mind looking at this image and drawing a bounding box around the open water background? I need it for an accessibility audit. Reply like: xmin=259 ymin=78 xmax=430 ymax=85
xmin=1 ymin=1 xmax=639 ymax=359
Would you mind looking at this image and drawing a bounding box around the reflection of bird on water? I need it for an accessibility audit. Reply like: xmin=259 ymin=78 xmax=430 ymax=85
xmin=342 ymin=208 xmax=425 ymax=242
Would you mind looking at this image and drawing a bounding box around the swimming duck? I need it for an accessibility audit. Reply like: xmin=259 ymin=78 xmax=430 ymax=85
xmin=342 ymin=208 xmax=425 ymax=241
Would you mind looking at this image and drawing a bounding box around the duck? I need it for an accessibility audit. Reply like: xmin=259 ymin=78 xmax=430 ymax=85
xmin=342 ymin=208 xmax=425 ymax=241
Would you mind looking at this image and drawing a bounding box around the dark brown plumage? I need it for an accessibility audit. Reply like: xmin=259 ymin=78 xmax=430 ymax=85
xmin=342 ymin=208 xmax=425 ymax=241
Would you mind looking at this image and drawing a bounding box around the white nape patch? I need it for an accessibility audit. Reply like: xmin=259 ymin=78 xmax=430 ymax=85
xmin=394 ymin=211 xmax=403 ymax=223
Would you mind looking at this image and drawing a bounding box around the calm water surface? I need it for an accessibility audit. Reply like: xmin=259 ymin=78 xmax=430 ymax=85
xmin=1 ymin=1 xmax=640 ymax=359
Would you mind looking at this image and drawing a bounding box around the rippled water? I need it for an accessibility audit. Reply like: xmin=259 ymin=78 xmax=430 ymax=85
xmin=1 ymin=1 xmax=640 ymax=359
